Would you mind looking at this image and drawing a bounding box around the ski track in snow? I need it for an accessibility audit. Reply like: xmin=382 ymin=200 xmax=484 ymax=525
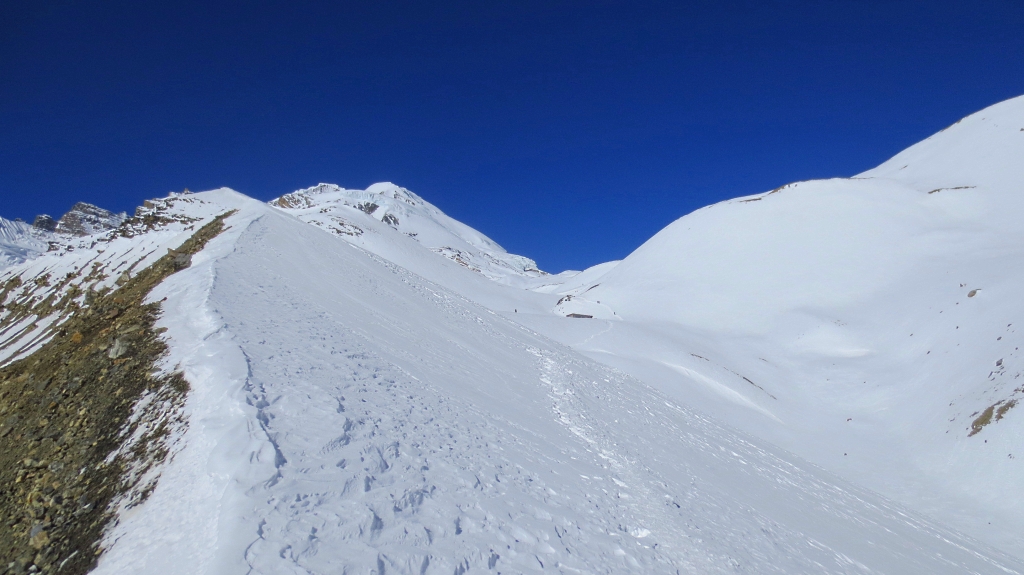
xmin=171 ymin=210 xmax=1021 ymax=574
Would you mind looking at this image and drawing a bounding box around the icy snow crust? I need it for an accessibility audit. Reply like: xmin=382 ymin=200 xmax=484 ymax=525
xmin=91 ymin=191 xmax=1023 ymax=574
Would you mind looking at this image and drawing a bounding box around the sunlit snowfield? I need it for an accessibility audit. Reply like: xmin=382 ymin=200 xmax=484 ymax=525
xmin=3 ymin=96 xmax=1024 ymax=573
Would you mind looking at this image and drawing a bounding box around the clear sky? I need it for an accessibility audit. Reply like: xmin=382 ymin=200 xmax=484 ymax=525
xmin=2 ymin=1 xmax=1022 ymax=272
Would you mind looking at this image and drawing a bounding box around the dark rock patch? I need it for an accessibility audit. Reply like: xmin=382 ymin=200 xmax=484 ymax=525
xmin=31 ymin=216 xmax=57 ymax=233
xmin=0 ymin=212 xmax=232 ymax=575
xmin=55 ymin=204 xmax=125 ymax=237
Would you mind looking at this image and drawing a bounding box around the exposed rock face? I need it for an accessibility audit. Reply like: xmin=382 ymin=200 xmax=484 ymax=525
xmin=31 ymin=215 xmax=57 ymax=232
xmin=3 ymin=200 xmax=150 ymax=270
xmin=55 ymin=203 xmax=125 ymax=237
xmin=0 ymin=211 xmax=233 ymax=575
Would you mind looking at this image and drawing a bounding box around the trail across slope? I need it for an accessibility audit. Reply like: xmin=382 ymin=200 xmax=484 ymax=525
xmin=95 ymin=198 xmax=1023 ymax=574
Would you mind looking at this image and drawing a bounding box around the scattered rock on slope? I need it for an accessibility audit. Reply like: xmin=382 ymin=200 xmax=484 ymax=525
xmin=0 ymin=212 xmax=232 ymax=575
xmin=55 ymin=203 xmax=126 ymax=237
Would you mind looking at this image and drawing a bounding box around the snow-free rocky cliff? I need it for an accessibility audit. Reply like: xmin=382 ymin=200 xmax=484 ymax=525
xmin=2 ymin=95 xmax=1024 ymax=574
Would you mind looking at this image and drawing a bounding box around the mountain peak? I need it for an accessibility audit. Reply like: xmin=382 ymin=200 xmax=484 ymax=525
xmin=31 ymin=214 xmax=58 ymax=232
xmin=55 ymin=202 xmax=126 ymax=236
xmin=0 ymin=201 xmax=130 ymax=269
xmin=364 ymin=181 xmax=400 ymax=194
xmin=269 ymin=183 xmax=543 ymax=282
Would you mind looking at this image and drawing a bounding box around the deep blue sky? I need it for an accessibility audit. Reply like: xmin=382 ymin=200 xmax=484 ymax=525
xmin=2 ymin=1 xmax=1022 ymax=271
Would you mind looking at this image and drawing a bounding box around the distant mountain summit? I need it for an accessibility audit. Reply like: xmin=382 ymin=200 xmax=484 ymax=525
xmin=0 ymin=216 xmax=48 ymax=268
xmin=53 ymin=202 xmax=125 ymax=236
xmin=0 ymin=203 xmax=129 ymax=270
xmin=270 ymin=182 xmax=544 ymax=283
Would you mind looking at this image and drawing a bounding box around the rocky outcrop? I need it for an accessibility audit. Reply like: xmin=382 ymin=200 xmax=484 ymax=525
xmin=31 ymin=216 xmax=57 ymax=233
xmin=54 ymin=203 xmax=125 ymax=237
xmin=0 ymin=212 xmax=232 ymax=575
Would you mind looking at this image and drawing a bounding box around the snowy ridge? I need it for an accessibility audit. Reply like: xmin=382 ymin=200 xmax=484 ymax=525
xmin=0 ymin=192 xmax=230 ymax=367
xmin=0 ymin=216 xmax=48 ymax=269
xmin=270 ymin=182 xmax=544 ymax=284
xmin=89 ymin=194 xmax=1024 ymax=574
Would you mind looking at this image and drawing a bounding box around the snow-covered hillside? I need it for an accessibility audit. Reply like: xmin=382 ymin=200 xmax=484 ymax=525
xmin=4 ymin=96 xmax=1024 ymax=574
xmin=3 ymin=186 xmax=1020 ymax=573
xmin=511 ymin=95 xmax=1024 ymax=555
xmin=0 ymin=216 xmax=48 ymax=268
xmin=87 ymin=194 xmax=1022 ymax=574
xmin=0 ymin=193 xmax=233 ymax=366
xmin=270 ymin=182 xmax=544 ymax=285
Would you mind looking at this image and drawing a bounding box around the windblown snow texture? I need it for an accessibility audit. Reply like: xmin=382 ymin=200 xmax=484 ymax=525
xmin=0 ymin=216 xmax=47 ymax=268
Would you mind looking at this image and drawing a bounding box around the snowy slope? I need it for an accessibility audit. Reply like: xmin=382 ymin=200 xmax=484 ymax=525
xmin=82 ymin=192 xmax=1023 ymax=574
xmin=0 ymin=216 xmax=48 ymax=269
xmin=270 ymin=183 xmax=544 ymax=285
xmin=0 ymin=192 xmax=235 ymax=366
xmin=0 ymin=202 xmax=129 ymax=271
xmin=3 ymin=97 xmax=1024 ymax=573
xmin=510 ymin=95 xmax=1024 ymax=555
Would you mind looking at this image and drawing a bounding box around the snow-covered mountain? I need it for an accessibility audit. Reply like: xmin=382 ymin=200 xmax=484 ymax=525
xmin=270 ymin=182 xmax=544 ymax=285
xmin=4 ymin=191 xmax=1016 ymax=575
xmin=3 ymin=96 xmax=1024 ymax=574
xmin=515 ymin=95 xmax=1024 ymax=555
xmin=0 ymin=202 xmax=127 ymax=271
xmin=53 ymin=202 xmax=126 ymax=236
xmin=0 ymin=216 xmax=48 ymax=268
